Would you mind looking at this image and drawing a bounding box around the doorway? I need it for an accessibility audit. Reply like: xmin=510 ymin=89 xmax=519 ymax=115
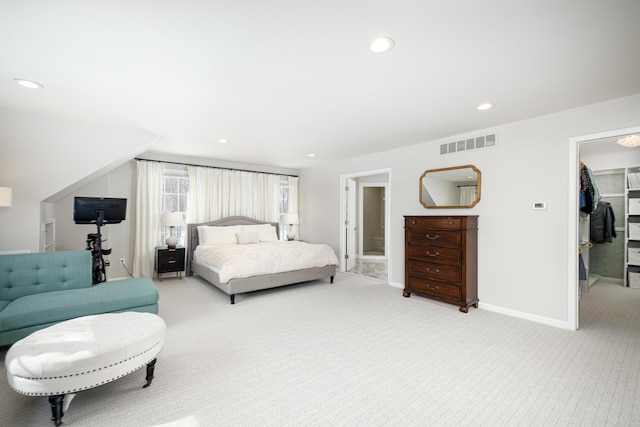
xmin=340 ymin=169 xmax=391 ymax=282
xmin=569 ymin=125 xmax=640 ymax=330
xmin=360 ymin=184 xmax=387 ymax=257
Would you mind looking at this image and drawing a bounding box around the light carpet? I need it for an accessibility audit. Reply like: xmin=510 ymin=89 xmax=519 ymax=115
xmin=1 ymin=275 xmax=639 ymax=426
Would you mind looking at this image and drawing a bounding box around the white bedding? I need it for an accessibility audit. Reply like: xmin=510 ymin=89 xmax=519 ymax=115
xmin=194 ymin=241 xmax=339 ymax=284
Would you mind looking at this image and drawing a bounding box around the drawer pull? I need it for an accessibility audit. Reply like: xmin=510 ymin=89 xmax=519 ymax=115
xmin=426 ymin=284 xmax=440 ymax=291
xmin=168 ymin=260 xmax=176 ymax=264
xmin=426 ymin=251 xmax=440 ymax=257
xmin=425 ymin=267 xmax=440 ymax=273
xmin=425 ymin=234 xmax=439 ymax=240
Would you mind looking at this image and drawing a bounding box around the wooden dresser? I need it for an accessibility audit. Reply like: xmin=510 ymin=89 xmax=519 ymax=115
xmin=404 ymin=215 xmax=478 ymax=312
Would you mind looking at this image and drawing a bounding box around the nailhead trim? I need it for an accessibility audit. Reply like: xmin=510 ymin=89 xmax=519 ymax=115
xmin=8 ymin=340 xmax=163 ymax=396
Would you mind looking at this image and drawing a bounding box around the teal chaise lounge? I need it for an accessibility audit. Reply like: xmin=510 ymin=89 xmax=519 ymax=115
xmin=0 ymin=250 xmax=159 ymax=346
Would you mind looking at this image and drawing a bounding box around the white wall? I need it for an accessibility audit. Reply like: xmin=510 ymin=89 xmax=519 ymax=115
xmin=580 ymin=143 xmax=640 ymax=171
xmin=0 ymin=108 xmax=158 ymax=253
xmin=48 ymin=153 xmax=299 ymax=279
xmin=2 ymin=95 xmax=640 ymax=321
xmin=298 ymin=93 xmax=640 ymax=327
xmin=54 ymin=161 xmax=136 ymax=279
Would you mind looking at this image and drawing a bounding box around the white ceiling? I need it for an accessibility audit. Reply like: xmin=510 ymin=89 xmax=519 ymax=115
xmin=580 ymin=136 xmax=640 ymax=158
xmin=2 ymin=1 xmax=640 ymax=169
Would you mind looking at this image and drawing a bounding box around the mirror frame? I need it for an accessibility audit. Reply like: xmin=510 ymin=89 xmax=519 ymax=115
xmin=419 ymin=164 xmax=481 ymax=209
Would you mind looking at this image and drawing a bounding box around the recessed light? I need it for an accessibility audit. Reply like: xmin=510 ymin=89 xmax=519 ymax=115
xmin=14 ymin=79 xmax=44 ymax=89
xmin=218 ymin=139 xmax=229 ymax=144
xmin=307 ymin=153 xmax=315 ymax=157
xmin=370 ymin=37 xmax=394 ymax=53
xmin=477 ymin=103 xmax=494 ymax=111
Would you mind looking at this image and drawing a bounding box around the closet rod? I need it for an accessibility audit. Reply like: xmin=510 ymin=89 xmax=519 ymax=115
xmin=135 ymin=158 xmax=298 ymax=178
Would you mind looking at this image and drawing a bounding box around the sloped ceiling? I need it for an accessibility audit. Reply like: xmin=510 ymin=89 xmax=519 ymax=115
xmin=1 ymin=0 xmax=640 ymax=170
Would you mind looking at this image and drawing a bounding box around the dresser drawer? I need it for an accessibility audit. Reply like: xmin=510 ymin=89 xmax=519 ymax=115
xmin=156 ymin=247 xmax=185 ymax=273
xmin=406 ymin=277 xmax=462 ymax=301
xmin=406 ymin=229 xmax=461 ymax=248
xmin=407 ymin=245 xmax=460 ymax=265
xmin=405 ymin=217 xmax=461 ymax=230
xmin=407 ymin=261 xmax=461 ymax=282
xmin=159 ymin=251 xmax=184 ymax=265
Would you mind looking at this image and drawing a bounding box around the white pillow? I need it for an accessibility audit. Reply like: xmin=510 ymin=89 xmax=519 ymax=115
xmin=199 ymin=225 xmax=241 ymax=245
xmin=197 ymin=226 xmax=206 ymax=245
xmin=240 ymin=224 xmax=271 ymax=230
xmin=241 ymin=224 xmax=279 ymax=242
xmin=236 ymin=231 xmax=260 ymax=245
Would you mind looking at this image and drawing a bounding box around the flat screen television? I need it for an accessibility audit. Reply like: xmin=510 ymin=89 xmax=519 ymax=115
xmin=74 ymin=197 xmax=127 ymax=224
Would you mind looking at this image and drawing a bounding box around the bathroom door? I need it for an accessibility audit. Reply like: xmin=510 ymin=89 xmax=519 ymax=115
xmin=345 ymin=178 xmax=357 ymax=271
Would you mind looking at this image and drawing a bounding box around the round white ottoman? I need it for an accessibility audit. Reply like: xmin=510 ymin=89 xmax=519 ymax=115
xmin=5 ymin=312 xmax=166 ymax=426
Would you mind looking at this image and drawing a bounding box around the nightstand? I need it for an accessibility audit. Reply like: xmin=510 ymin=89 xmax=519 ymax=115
xmin=155 ymin=246 xmax=185 ymax=281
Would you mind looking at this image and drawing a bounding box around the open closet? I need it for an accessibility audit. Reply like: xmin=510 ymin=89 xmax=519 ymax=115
xmin=580 ymin=137 xmax=640 ymax=291
xmin=578 ymin=164 xmax=624 ymax=291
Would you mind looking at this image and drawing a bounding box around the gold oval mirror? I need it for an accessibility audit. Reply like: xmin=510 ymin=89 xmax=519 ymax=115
xmin=420 ymin=165 xmax=481 ymax=208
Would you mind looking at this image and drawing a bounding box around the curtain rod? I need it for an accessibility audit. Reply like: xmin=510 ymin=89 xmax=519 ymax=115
xmin=457 ymin=184 xmax=478 ymax=187
xmin=135 ymin=158 xmax=298 ymax=178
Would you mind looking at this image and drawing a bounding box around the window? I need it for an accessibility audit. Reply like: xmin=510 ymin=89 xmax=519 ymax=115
xmin=162 ymin=166 xmax=188 ymax=246
xmin=160 ymin=165 xmax=293 ymax=242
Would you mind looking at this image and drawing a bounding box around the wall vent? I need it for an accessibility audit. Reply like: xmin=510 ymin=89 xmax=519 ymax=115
xmin=440 ymin=133 xmax=497 ymax=155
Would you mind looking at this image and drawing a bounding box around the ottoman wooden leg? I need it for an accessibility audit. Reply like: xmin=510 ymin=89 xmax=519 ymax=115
xmin=143 ymin=358 xmax=157 ymax=388
xmin=48 ymin=394 xmax=65 ymax=426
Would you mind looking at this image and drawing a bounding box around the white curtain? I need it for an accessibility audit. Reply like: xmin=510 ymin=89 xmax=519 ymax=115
xmin=459 ymin=186 xmax=477 ymax=205
xmin=187 ymin=166 xmax=221 ymax=223
xmin=188 ymin=166 xmax=281 ymax=224
xmin=288 ymin=176 xmax=299 ymax=214
xmin=133 ymin=160 xmax=164 ymax=277
xmin=288 ymin=176 xmax=299 ymax=237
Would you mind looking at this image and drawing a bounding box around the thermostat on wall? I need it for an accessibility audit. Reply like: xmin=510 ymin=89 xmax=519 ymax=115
xmin=532 ymin=201 xmax=547 ymax=210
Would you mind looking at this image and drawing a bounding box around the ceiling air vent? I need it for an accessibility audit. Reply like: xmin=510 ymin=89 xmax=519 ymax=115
xmin=440 ymin=133 xmax=497 ymax=155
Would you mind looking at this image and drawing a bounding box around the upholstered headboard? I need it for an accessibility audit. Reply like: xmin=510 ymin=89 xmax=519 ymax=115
xmin=185 ymin=216 xmax=280 ymax=276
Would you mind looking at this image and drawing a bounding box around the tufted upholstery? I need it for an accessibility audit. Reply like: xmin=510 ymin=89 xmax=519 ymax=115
xmin=5 ymin=312 xmax=166 ymax=396
xmin=0 ymin=251 xmax=91 ymax=301
xmin=5 ymin=312 xmax=166 ymax=426
xmin=0 ymin=250 xmax=159 ymax=346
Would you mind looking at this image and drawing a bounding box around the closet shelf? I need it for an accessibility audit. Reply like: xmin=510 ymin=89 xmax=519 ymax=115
xmin=627 ymin=169 xmax=640 ymax=287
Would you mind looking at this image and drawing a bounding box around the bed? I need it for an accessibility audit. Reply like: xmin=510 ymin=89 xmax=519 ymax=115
xmin=186 ymin=216 xmax=338 ymax=303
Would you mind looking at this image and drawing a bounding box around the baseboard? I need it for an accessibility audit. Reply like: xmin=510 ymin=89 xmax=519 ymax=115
xmin=389 ymin=281 xmax=571 ymax=329
xmin=0 ymin=249 xmax=32 ymax=255
xmin=480 ymin=302 xmax=572 ymax=330
xmin=594 ymin=276 xmax=623 ymax=285
xmin=107 ymin=276 xmax=132 ymax=282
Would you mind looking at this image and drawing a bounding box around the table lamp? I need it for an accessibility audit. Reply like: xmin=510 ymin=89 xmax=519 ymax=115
xmin=283 ymin=213 xmax=299 ymax=240
xmin=161 ymin=211 xmax=183 ymax=249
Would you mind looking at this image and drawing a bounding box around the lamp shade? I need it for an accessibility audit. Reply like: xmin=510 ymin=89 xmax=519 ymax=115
xmin=0 ymin=187 xmax=12 ymax=207
xmin=161 ymin=211 xmax=184 ymax=227
xmin=282 ymin=213 xmax=299 ymax=225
